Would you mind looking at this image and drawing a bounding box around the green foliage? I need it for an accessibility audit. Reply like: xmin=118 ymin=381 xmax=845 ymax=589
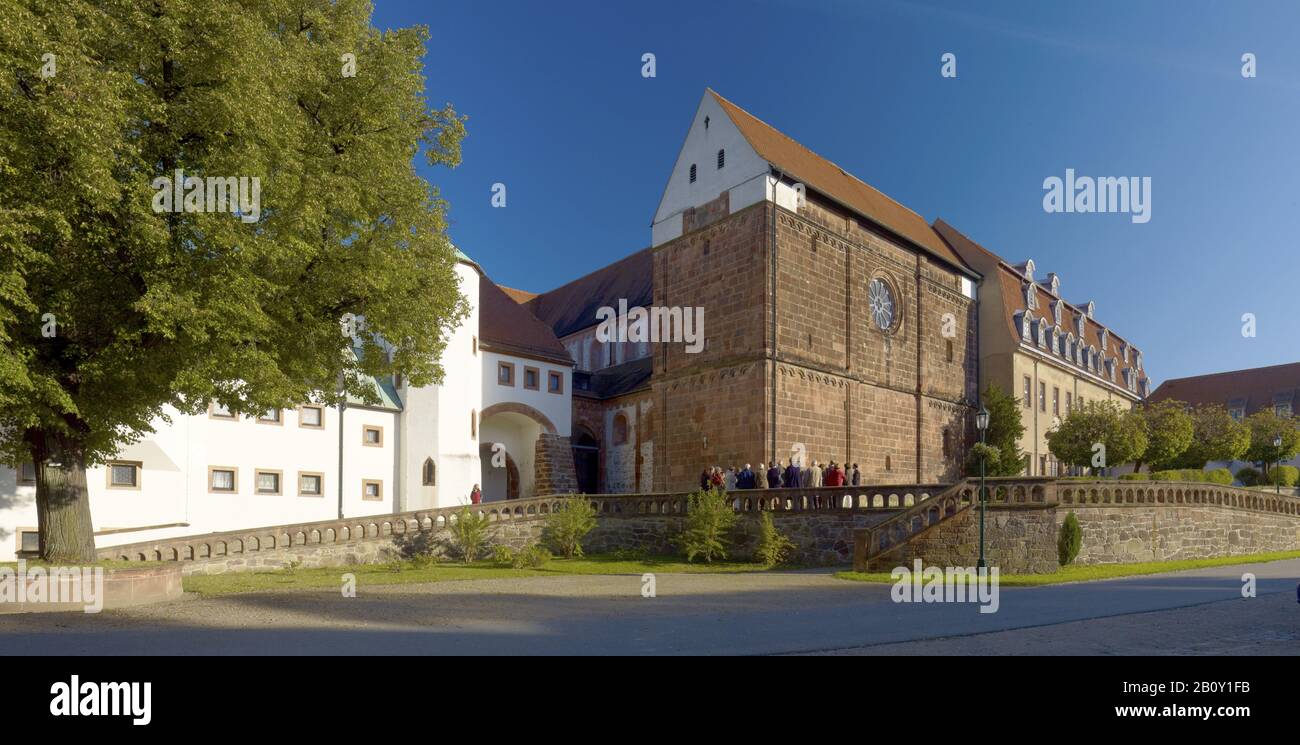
xmin=511 ymin=544 xmax=553 ymax=569
xmin=1057 ymin=512 xmax=1082 ymax=567
xmin=1138 ymin=400 xmax=1194 ymax=471
xmin=542 ymin=496 xmax=598 ymax=559
xmin=964 ymin=442 xmax=1001 ymax=477
xmin=1236 ymin=467 xmax=1262 ymax=487
xmin=753 ymin=512 xmax=795 ymax=567
xmin=1260 ymin=465 xmax=1299 ymax=488
xmin=0 ymin=1 xmax=469 ymax=561
xmin=447 ymin=508 xmax=493 ymax=564
xmin=491 ymin=545 xmax=515 ymax=565
xmin=678 ymin=488 xmax=739 ymax=563
xmin=970 ymin=384 xmax=1026 ymax=477
xmin=1146 ymin=468 xmax=1234 ymax=484
xmin=1047 ymin=400 xmax=1148 ymax=472
xmin=1171 ymin=405 xmax=1250 ymax=468
xmin=1244 ymin=410 xmax=1300 ymax=473
xmin=1204 ymin=468 xmax=1235 ymax=485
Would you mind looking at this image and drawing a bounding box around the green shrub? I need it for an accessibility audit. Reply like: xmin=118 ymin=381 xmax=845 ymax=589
xmin=491 ymin=545 xmax=515 ymax=566
xmin=678 ymin=488 xmax=739 ymax=563
xmin=1058 ymin=512 xmax=1082 ymax=567
xmin=1143 ymin=468 xmax=1235 ymax=484
xmin=1261 ymin=465 xmax=1299 ymax=487
xmin=753 ymin=512 xmax=795 ymax=567
xmin=511 ymin=544 xmax=552 ymax=569
xmin=408 ymin=554 xmax=439 ymax=570
xmin=543 ymin=496 xmax=598 ymax=559
xmin=1118 ymin=473 xmax=1146 ymax=480
xmin=448 ymin=507 xmax=493 ymax=564
xmin=1204 ymin=468 xmax=1234 ymax=485
xmin=1236 ymin=467 xmax=1261 ymax=486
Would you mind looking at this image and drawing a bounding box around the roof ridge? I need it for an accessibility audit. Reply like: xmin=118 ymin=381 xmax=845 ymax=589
xmin=532 ymin=246 xmax=652 ymax=300
xmin=1162 ymin=360 xmax=1300 ymax=384
xmin=709 ymin=89 xmax=931 ymax=225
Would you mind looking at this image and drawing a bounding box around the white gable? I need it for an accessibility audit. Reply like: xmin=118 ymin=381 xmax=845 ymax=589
xmin=651 ymin=91 xmax=767 ymax=246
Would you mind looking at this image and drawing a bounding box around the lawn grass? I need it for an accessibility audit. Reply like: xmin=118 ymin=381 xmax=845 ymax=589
xmin=834 ymin=549 xmax=1300 ymax=587
xmin=183 ymin=553 xmax=773 ymax=596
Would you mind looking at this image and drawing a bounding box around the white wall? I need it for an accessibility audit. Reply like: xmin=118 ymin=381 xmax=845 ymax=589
xmin=402 ymin=260 xmax=483 ymax=510
xmin=651 ymin=91 xmax=768 ymax=246
xmin=481 ymin=351 xmax=572 ymax=437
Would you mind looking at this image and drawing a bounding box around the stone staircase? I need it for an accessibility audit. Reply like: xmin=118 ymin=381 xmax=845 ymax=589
xmin=851 ymin=479 xmax=976 ymax=572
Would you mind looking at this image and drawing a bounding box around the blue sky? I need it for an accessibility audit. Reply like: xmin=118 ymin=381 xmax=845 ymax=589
xmin=374 ymin=0 xmax=1300 ymax=387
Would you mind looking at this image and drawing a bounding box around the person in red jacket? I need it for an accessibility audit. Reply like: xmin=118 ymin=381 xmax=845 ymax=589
xmin=825 ymin=462 xmax=845 ymax=487
xmin=470 ymin=484 xmax=482 ymax=504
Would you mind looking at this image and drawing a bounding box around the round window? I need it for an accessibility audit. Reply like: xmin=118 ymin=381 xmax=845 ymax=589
xmin=868 ymin=277 xmax=897 ymax=331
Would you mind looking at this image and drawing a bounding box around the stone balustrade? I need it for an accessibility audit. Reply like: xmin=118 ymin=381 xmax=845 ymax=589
xmin=97 ymin=482 xmax=941 ymax=565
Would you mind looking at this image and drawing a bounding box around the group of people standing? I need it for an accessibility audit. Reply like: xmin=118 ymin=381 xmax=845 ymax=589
xmin=700 ymin=460 xmax=861 ymax=491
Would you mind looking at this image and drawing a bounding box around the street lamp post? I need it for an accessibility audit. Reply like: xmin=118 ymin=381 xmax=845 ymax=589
xmin=1274 ymin=434 xmax=1283 ymax=495
xmin=976 ymin=405 xmax=990 ymax=571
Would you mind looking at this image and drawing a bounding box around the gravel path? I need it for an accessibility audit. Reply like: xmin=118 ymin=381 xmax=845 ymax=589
xmin=2 ymin=561 xmax=1297 ymax=655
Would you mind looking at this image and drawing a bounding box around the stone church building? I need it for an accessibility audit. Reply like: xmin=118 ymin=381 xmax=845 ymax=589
xmin=511 ymin=90 xmax=982 ymax=494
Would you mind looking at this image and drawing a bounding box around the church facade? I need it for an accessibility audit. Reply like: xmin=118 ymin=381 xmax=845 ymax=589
xmin=518 ymin=90 xmax=981 ymax=493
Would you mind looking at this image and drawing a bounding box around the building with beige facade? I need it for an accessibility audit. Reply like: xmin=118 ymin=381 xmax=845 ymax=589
xmin=935 ymin=220 xmax=1151 ymax=476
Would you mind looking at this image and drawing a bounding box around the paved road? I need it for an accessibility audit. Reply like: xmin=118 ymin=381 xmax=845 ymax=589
xmin=2 ymin=559 xmax=1297 ymax=655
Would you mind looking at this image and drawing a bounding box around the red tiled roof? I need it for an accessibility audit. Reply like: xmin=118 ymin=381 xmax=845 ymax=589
xmin=479 ymin=275 xmax=572 ymax=364
xmin=498 ymin=286 xmax=538 ymax=304
xmin=933 ymin=219 xmax=1147 ymax=392
xmin=1149 ymin=362 xmax=1300 ymax=415
xmin=709 ymin=90 xmax=972 ymax=275
xmin=525 ymin=248 xmax=653 ymax=339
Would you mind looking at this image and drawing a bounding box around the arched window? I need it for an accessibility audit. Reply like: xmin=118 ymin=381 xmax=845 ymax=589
xmin=942 ymin=429 xmax=952 ymax=458
xmin=612 ymin=413 xmax=629 ymax=445
xmin=422 ymin=458 xmax=436 ymax=486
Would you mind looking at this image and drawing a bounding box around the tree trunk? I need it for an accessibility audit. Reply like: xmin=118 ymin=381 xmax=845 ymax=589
xmin=35 ymin=457 xmax=98 ymax=563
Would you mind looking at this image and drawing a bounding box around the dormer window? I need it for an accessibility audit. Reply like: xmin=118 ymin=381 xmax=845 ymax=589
xmin=1076 ymin=314 xmax=1086 ymax=337
xmin=1052 ymin=300 xmax=1062 ymax=325
xmin=716 ymin=149 xmax=725 ymax=169
xmin=1025 ymin=283 xmax=1038 ymax=311
xmin=1100 ymin=329 xmax=1109 ymax=350
xmin=689 ymin=164 xmax=697 ymax=183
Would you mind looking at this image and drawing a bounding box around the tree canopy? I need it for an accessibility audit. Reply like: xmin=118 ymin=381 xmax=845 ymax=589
xmin=0 ymin=0 xmax=468 ymax=560
xmin=1046 ymin=400 xmax=1148 ymax=472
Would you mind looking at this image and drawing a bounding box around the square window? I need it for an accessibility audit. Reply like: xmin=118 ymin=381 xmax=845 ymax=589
xmin=362 ymin=426 xmax=383 ymax=447
xmin=548 ymin=371 xmax=564 ymax=394
xmin=299 ymin=473 xmax=323 ymax=497
xmin=209 ymin=467 xmax=237 ymax=493
xmin=257 ymin=409 xmax=282 ymax=424
xmin=19 ymin=529 xmax=39 ymax=553
xmin=524 ymin=367 xmax=540 ymax=390
xmin=498 ymin=362 xmax=515 ymax=386
xmin=299 ymin=406 xmax=324 ymax=428
xmin=362 ymin=479 xmax=383 ymax=501
xmin=210 ymin=403 xmax=236 ymax=419
xmin=255 ymin=470 xmax=282 ymax=495
xmin=18 ymin=462 xmax=36 ymax=484
xmin=107 ymin=462 xmax=140 ymax=490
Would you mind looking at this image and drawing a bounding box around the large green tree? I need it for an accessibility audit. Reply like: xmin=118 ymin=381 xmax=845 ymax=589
xmin=0 ymin=0 xmax=467 ymax=561
xmin=1046 ymin=400 xmax=1148 ymax=474
xmin=1134 ymin=399 xmax=1193 ymax=473
xmin=1244 ymin=410 xmax=1300 ymax=476
xmin=965 ymin=383 xmax=1025 ymax=477
xmin=1171 ymin=404 xmax=1250 ymax=469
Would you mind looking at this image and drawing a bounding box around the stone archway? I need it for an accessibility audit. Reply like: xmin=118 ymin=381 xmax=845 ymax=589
xmin=479 ymin=402 xmax=557 ymax=434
